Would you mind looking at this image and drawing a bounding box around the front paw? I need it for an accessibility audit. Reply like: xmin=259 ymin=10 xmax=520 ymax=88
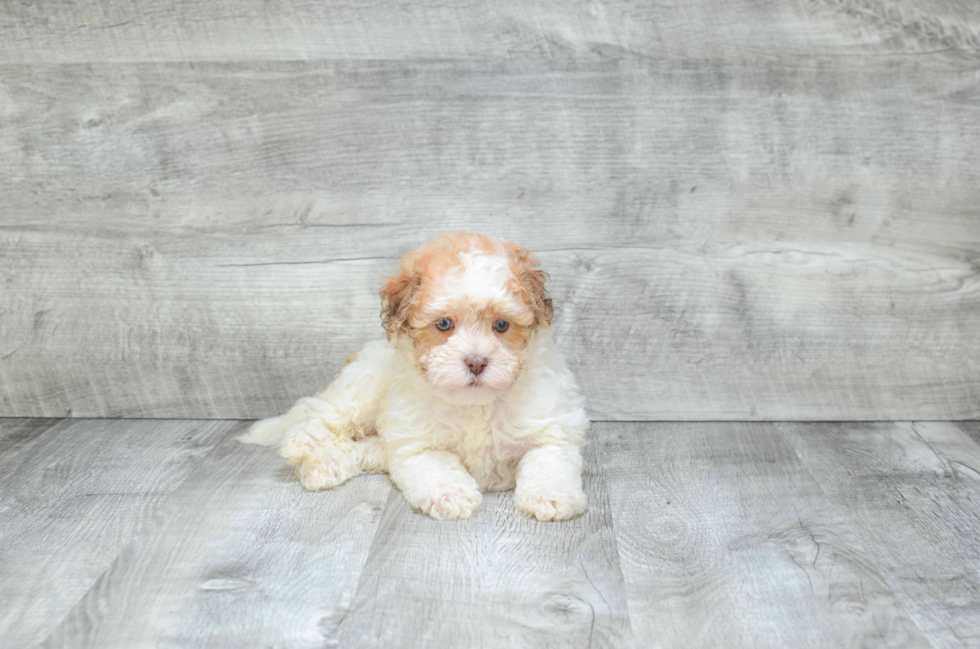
xmin=515 ymin=487 xmax=587 ymax=522
xmin=415 ymin=484 xmax=482 ymax=520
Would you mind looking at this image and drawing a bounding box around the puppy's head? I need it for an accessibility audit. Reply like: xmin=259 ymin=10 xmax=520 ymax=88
xmin=380 ymin=233 xmax=552 ymax=404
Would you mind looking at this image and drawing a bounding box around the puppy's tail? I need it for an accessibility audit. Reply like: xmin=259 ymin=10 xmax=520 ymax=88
xmin=236 ymin=414 xmax=292 ymax=447
xmin=235 ymin=397 xmax=334 ymax=447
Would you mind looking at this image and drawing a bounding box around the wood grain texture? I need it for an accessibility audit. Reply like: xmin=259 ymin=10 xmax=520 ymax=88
xmin=958 ymin=421 xmax=980 ymax=447
xmin=0 ymin=417 xmax=64 ymax=463
xmin=600 ymin=421 xmax=931 ymax=648
xmin=40 ymin=427 xmax=392 ymax=649
xmin=336 ymin=436 xmax=629 ymax=649
xmin=1 ymin=0 xmax=978 ymax=63
xmin=1 ymin=57 xmax=979 ymax=419
xmin=784 ymin=421 xmax=980 ymax=649
xmin=0 ymin=417 xmax=234 ymax=648
xmin=5 ymin=420 xmax=980 ymax=647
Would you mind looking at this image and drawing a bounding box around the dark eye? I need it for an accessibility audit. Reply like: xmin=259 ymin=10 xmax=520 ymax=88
xmin=436 ymin=318 xmax=453 ymax=331
xmin=493 ymin=319 xmax=509 ymax=333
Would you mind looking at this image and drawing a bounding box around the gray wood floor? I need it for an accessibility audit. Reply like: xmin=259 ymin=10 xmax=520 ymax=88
xmin=2 ymin=418 xmax=979 ymax=648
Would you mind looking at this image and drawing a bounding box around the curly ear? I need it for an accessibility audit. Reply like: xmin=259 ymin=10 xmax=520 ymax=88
xmin=520 ymin=266 xmax=553 ymax=327
xmin=505 ymin=242 xmax=553 ymax=327
xmin=379 ymin=268 xmax=420 ymax=338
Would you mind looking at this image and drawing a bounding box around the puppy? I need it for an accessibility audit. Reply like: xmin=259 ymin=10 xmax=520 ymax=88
xmin=239 ymin=233 xmax=589 ymax=521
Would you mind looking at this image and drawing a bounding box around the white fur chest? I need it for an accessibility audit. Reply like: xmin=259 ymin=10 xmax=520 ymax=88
xmin=422 ymin=399 xmax=533 ymax=491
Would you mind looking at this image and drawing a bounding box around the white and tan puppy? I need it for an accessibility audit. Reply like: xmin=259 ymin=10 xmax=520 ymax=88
xmin=239 ymin=233 xmax=589 ymax=521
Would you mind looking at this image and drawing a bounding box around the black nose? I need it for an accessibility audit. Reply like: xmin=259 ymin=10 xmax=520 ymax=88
xmin=465 ymin=355 xmax=488 ymax=376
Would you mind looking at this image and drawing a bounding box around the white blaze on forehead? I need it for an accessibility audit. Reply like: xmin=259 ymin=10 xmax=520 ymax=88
xmin=443 ymin=250 xmax=514 ymax=308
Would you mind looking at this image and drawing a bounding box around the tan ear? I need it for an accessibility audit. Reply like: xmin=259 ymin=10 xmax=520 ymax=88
xmin=521 ymin=266 xmax=553 ymax=326
xmin=505 ymin=242 xmax=553 ymax=327
xmin=379 ymin=268 xmax=420 ymax=338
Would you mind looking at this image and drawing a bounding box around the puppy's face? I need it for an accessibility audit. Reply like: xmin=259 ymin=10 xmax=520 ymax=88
xmin=380 ymin=233 xmax=552 ymax=404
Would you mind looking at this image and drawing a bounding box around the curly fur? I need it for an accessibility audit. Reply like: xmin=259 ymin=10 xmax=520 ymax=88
xmin=238 ymin=233 xmax=589 ymax=521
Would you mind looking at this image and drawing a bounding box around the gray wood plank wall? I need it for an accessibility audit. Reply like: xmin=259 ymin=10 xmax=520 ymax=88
xmin=1 ymin=1 xmax=978 ymax=420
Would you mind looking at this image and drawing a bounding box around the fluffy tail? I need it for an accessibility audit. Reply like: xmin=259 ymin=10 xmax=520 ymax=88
xmin=236 ymin=340 xmax=392 ymax=449
xmin=235 ymin=397 xmax=335 ymax=447
xmin=235 ymin=414 xmax=293 ymax=447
